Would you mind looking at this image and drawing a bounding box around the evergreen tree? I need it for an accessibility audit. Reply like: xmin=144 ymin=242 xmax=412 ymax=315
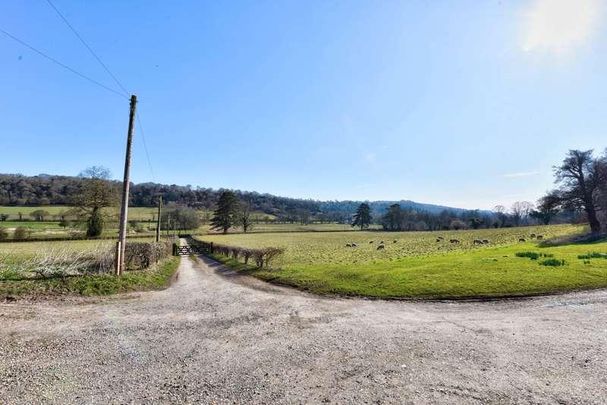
xmin=86 ymin=207 xmax=104 ymax=237
xmin=352 ymin=203 xmax=372 ymax=230
xmin=210 ymin=191 xmax=239 ymax=233
xmin=382 ymin=204 xmax=404 ymax=231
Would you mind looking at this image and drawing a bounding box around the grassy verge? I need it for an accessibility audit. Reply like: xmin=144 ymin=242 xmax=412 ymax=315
xmin=0 ymin=257 xmax=180 ymax=299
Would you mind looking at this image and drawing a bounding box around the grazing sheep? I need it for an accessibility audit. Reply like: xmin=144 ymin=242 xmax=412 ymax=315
xmin=482 ymin=239 xmax=490 ymax=244
xmin=519 ymin=238 xmax=526 ymax=242
xmin=345 ymin=243 xmax=352 ymax=247
xmin=537 ymin=235 xmax=543 ymax=240
xmin=530 ymin=233 xmax=536 ymax=238
xmin=450 ymin=239 xmax=460 ymax=244
xmin=473 ymin=239 xmax=483 ymax=245
xmin=369 ymin=241 xmax=374 ymax=244
xmin=376 ymin=244 xmax=385 ymax=250
xmin=352 ymin=243 xmax=358 ymax=247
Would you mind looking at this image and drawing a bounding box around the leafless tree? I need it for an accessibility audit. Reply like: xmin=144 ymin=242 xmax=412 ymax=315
xmin=493 ymin=204 xmax=508 ymax=227
xmin=510 ymin=201 xmax=534 ymax=226
xmin=237 ymin=201 xmax=254 ymax=233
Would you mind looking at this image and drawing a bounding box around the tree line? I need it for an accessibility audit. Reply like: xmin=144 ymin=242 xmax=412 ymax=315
xmin=0 ymin=173 xmax=468 ymax=223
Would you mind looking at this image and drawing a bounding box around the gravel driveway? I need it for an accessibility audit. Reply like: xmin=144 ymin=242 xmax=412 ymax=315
xmin=1 ymin=254 xmax=606 ymax=404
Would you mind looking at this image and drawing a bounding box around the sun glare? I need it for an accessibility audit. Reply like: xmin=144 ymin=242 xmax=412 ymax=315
xmin=521 ymin=0 xmax=602 ymax=53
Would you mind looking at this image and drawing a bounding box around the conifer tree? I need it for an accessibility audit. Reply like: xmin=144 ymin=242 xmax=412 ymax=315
xmin=352 ymin=203 xmax=372 ymax=230
xmin=210 ymin=190 xmax=239 ymax=233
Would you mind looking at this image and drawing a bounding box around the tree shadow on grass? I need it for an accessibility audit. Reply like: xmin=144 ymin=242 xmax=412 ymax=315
xmin=539 ymin=233 xmax=607 ymax=248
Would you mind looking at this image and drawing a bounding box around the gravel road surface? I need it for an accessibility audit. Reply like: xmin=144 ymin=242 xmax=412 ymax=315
xmin=1 ymin=254 xmax=606 ymax=404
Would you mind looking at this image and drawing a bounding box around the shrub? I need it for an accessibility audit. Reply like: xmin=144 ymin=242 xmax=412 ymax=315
xmin=13 ymin=226 xmax=30 ymax=240
xmin=86 ymin=209 xmax=104 ymax=237
xmin=242 ymin=248 xmax=253 ymax=264
xmin=577 ymin=252 xmax=607 ymax=260
xmin=230 ymin=247 xmax=240 ymax=260
xmin=539 ymin=258 xmax=566 ymax=267
xmin=263 ymin=247 xmax=284 ymax=267
xmin=516 ymin=251 xmax=540 ymax=260
xmin=124 ymin=240 xmax=172 ymax=270
xmin=203 ymin=240 xmax=285 ymax=269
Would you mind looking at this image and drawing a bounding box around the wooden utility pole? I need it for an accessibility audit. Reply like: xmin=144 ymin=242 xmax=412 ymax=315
xmin=155 ymin=195 xmax=162 ymax=242
xmin=115 ymin=94 xmax=137 ymax=275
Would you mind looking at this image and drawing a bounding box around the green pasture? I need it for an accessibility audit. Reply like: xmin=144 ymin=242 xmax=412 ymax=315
xmin=198 ymin=225 xmax=607 ymax=299
xmin=0 ymin=206 xmax=159 ymax=221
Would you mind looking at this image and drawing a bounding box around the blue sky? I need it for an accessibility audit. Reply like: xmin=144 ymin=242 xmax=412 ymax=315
xmin=1 ymin=0 xmax=605 ymax=209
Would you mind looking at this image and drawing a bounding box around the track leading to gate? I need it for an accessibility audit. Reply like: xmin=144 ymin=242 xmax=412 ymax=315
xmin=1 ymin=253 xmax=606 ymax=404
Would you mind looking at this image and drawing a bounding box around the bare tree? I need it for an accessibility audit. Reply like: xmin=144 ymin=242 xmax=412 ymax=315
xmin=510 ymin=201 xmax=534 ymax=226
xmin=493 ymin=205 xmax=508 ymax=227
xmin=237 ymin=201 xmax=254 ymax=233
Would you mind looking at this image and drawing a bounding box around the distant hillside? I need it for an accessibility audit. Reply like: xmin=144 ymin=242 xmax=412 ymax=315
xmin=319 ymin=200 xmax=469 ymax=217
xmin=0 ymin=173 xmax=476 ymax=221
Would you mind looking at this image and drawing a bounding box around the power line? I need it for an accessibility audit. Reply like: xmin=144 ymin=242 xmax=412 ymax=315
xmin=43 ymin=0 xmax=156 ymax=181
xmin=45 ymin=0 xmax=130 ymax=97
xmin=0 ymin=27 xmax=128 ymax=99
xmin=135 ymin=113 xmax=156 ymax=181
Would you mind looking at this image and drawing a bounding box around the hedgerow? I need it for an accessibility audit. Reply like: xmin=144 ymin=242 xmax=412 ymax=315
xmin=189 ymin=237 xmax=284 ymax=269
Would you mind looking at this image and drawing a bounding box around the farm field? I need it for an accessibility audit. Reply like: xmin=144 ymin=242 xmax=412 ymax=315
xmin=0 ymin=206 xmax=160 ymax=221
xmin=201 ymin=222 xmax=382 ymax=234
xmin=197 ymin=224 xmax=607 ymax=299
xmin=0 ymin=221 xmax=160 ymax=240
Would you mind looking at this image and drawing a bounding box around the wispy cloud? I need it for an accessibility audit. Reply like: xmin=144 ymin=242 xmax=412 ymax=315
xmin=501 ymin=171 xmax=541 ymax=179
xmin=521 ymin=0 xmax=602 ymax=54
xmin=363 ymin=152 xmax=377 ymax=164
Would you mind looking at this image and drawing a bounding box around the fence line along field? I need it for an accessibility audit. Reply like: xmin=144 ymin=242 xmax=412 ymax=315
xmin=196 ymin=224 xmax=607 ymax=299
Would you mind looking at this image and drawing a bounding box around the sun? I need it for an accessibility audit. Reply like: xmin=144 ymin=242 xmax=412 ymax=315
xmin=521 ymin=0 xmax=603 ymax=53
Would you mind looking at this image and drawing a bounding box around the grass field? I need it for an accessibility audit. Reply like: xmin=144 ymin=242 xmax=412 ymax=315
xmin=199 ymin=222 xmax=382 ymax=234
xmin=0 ymin=206 xmax=160 ymax=239
xmin=1 ymin=207 xmax=378 ymax=240
xmin=197 ymin=225 xmax=607 ymax=299
xmin=0 ymin=206 xmax=160 ymax=221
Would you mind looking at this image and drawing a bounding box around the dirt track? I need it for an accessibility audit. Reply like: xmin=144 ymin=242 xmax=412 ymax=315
xmin=1 ymin=255 xmax=606 ymax=404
